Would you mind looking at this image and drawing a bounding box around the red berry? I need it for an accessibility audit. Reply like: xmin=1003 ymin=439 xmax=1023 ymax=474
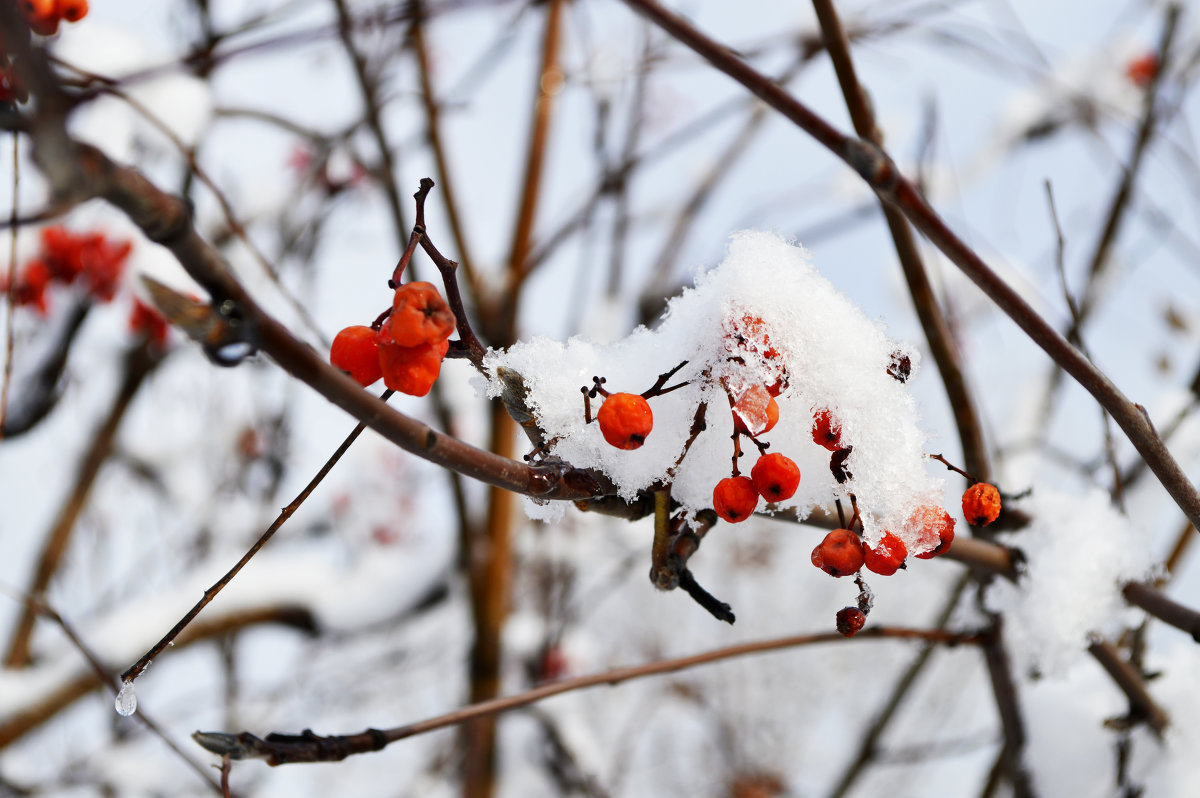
xmin=1126 ymin=52 xmax=1158 ymax=88
xmin=387 ymin=281 xmax=455 ymax=347
xmin=962 ymin=482 xmax=1001 ymax=527
xmin=596 ymin=392 xmax=653 ymax=450
xmin=864 ymin=531 xmax=907 ymax=576
xmin=55 ymin=0 xmax=88 ymax=22
xmin=713 ymin=476 xmax=759 ymax=523
xmin=836 ymin=607 xmax=866 ymax=638
xmin=750 ymin=452 xmax=800 ymax=502
xmin=811 ymin=528 xmax=864 ymax=577
xmin=910 ymin=505 xmax=956 ymax=559
xmin=331 ymin=325 xmax=382 ymax=386
xmin=733 ymin=388 xmax=779 ymax=437
xmin=812 ymin=409 xmax=842 ymax=451
xmin=129 ymin=298 xmax=169 ymax=347
xmin=378 ymin=337 xmax=449 ymax=396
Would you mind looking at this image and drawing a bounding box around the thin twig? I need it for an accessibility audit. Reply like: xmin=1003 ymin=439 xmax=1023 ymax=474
xmin=194 ymin=626 xmax=985 ymax=765
xmin=812 ymin=0 xmax=990 ymax=483
xmin=0 ymin=133 xmax=17 ymax=442
xmin=120 ymin=389 xmax=394 ymax=684
xmin=1087 ymin=639 xmax=1169 ymax=738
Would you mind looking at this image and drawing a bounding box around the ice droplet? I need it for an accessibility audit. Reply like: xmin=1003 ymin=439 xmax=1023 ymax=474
xmin=115 ymin=681 xmax=138 ymax=717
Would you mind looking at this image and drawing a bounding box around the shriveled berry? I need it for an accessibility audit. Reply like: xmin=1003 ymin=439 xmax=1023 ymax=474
xmin=387 ymin=281 xmax=456 ymax=347
xmin=887 ymin=350 xmax=911 ymax=383
xmin=962 ymin=482 xmax=1002 ymax=527
xmin=378 ymin=337 xmax=449 ymax=396
xmin=713 ymin=476 xmax=759 ymax=523
xmin=835 ymin=607 xmax=866 ymax=638
xmin=829 ymin=446 xmax=853 ymax=484
xmin=750 ymin=452 xmax=800 ymax=502
xmin=596 ymin=392 xmax=653 ymax=450
xmin=330 ymin=325 xmax=382 ymax=386
xmin=811 ymin=528 xmax=864 ymax=577
xmin=812 ymin=409 xmax=842 ymax=451
xmin=864 ymin=531 xmax=907 ymax=576
xmin=733 ymin=388 xmax=778 ymax=437
xmin=910 ymin=505 xmax=956 ymax=559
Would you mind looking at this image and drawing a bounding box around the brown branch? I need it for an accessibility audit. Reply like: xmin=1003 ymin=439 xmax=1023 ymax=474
xmin=410 ymin=0 xmax=480 ymax=302
xmin=331 ymin=0 xmax=408 ymax=242
xmin=0 ymin=134 xmax=18 ymax=443
xmin=4 ymin=340 xmax=162 ymax=668
xmin=119 ymin=390 xmax=393 ymax=685
xmin=194 ymin=626 xmax=984 ymax=766
xmin=1087 ymin=639 xmax=1169 ymax=738
xmin=614 ymin=0 xmax=1200 ymax=540
xmin=812 ymin=0 xmax=989 ymax=482
xmin=980 ymin=620 xmax=1035 ymax=798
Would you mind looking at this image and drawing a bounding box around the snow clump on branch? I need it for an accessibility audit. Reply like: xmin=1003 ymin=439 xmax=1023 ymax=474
xmin=484 ymin=231 xmax=943 ymax=552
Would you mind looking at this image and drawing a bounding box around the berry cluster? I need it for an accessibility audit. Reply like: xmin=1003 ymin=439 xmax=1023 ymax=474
xmin=330 ymin=280 xmax=456 ymax=397
xmin=2 ymin=226 xmax=133 ymax=314
xmin=2 ymin=2 xmax=91 ymax=105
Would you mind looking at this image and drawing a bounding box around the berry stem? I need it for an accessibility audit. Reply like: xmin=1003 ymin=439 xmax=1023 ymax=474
xmin=121 ymin=388 xmax=396 ymax=685
xmin=835 ymin=497 xmax=847 ymax=529
xmin=641 ymin=359 xmax=690 ymax=398
xmin=678 ymin=569 xmax=735 ymax=624
xmin=928 ymin=452 xmax=975 ymax=484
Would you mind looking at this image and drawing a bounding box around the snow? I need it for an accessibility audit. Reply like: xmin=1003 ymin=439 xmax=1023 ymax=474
xmin=484 ymin=231 xmax=942 ymax=550
xmin=986 ymin=487 xmax=1155 ymax=677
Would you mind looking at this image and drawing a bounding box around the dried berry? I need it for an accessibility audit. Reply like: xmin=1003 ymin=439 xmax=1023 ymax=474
xmin=812 ymin=409 xmax=842 ymax=451
xmin=962 ymin=482 xmax=1002 ymax=527
xmin=887 ymin=350 xmax=911 ymax=382
xmin=829 ymin=446 xmax=853 ymax=484
xmin=864 ymin=531 xmax=907 ymax=576
xmin=386 ymin=281 xmax=456 ymax=347
xmin=750 ymin=452 xmax=800 ymax=502
xmin=713 ymin=475 xmax=759 ymax=523
xmin=129 ymin=298 xmax=169 ymax=348
xmin=596 ymin=392 xmax=653 ymax=450
xmin=835 ymin=606 xmax=866 ymax=638
xmin=910 ymin=505 xmax=956 ymax=559
xmin=811 ymin=528 xmax=864 ymax=577
xmin=330 ymin=325 xmax=382 ymax=386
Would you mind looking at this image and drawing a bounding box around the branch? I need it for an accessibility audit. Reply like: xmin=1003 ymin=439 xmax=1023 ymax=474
xmin=194 ymin=626 xmax=984 ymax=765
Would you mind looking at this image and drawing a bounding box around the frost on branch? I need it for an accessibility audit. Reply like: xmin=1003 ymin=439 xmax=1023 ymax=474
xmin=484 ymin=231 xmax=942 ymax=550
xmin=986 ymin=488 xmax=1154 ymax=677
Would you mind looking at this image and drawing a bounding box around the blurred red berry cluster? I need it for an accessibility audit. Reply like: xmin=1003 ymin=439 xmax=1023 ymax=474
xmin=2 ymin=226 xmax=132 ymax=315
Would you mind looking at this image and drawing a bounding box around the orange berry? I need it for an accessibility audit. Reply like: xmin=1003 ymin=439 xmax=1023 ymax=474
xmin=835 ymin=606 xmax=866 ymax=638
xmin=1126 ymin=52 xmax=1158 ymax=88
xmin=910 ymin=505 xmax=955 ymax=559
xmin=811 ymin=528 xmax=864 ymax=577
xmin=750 ymin=452 xmax=800 ymax=502
xmin=713 ymin=475 xmax=759 ymax=523
xmin=596 ymin=392 xmax=653 ymax=450
xmin=386 ymin=281 xmax=455 ymax=347
xmin=864 ymin=531 xmax=907 ymax=576
xmin=330 ymin=325 xmax=382 ymax=386
xmin=812 ymin=409 xmax=842 ymax=451
xmin=962 ymin=482 xmax=1001 ymax=527
xmin=28 ymin=13 xmax=59 ymax=35
xmin=20 ymin=0 xmax=55 ymax=22
xmin=55 ymin=0 xmax=88 ymax=22
xmin=378 ymin=337 xmax=449 ymax=396
xmin=129 ymin=298 xmax=169 ymax=347
xmin=733 ymin=389 xmax=778 ymax=437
